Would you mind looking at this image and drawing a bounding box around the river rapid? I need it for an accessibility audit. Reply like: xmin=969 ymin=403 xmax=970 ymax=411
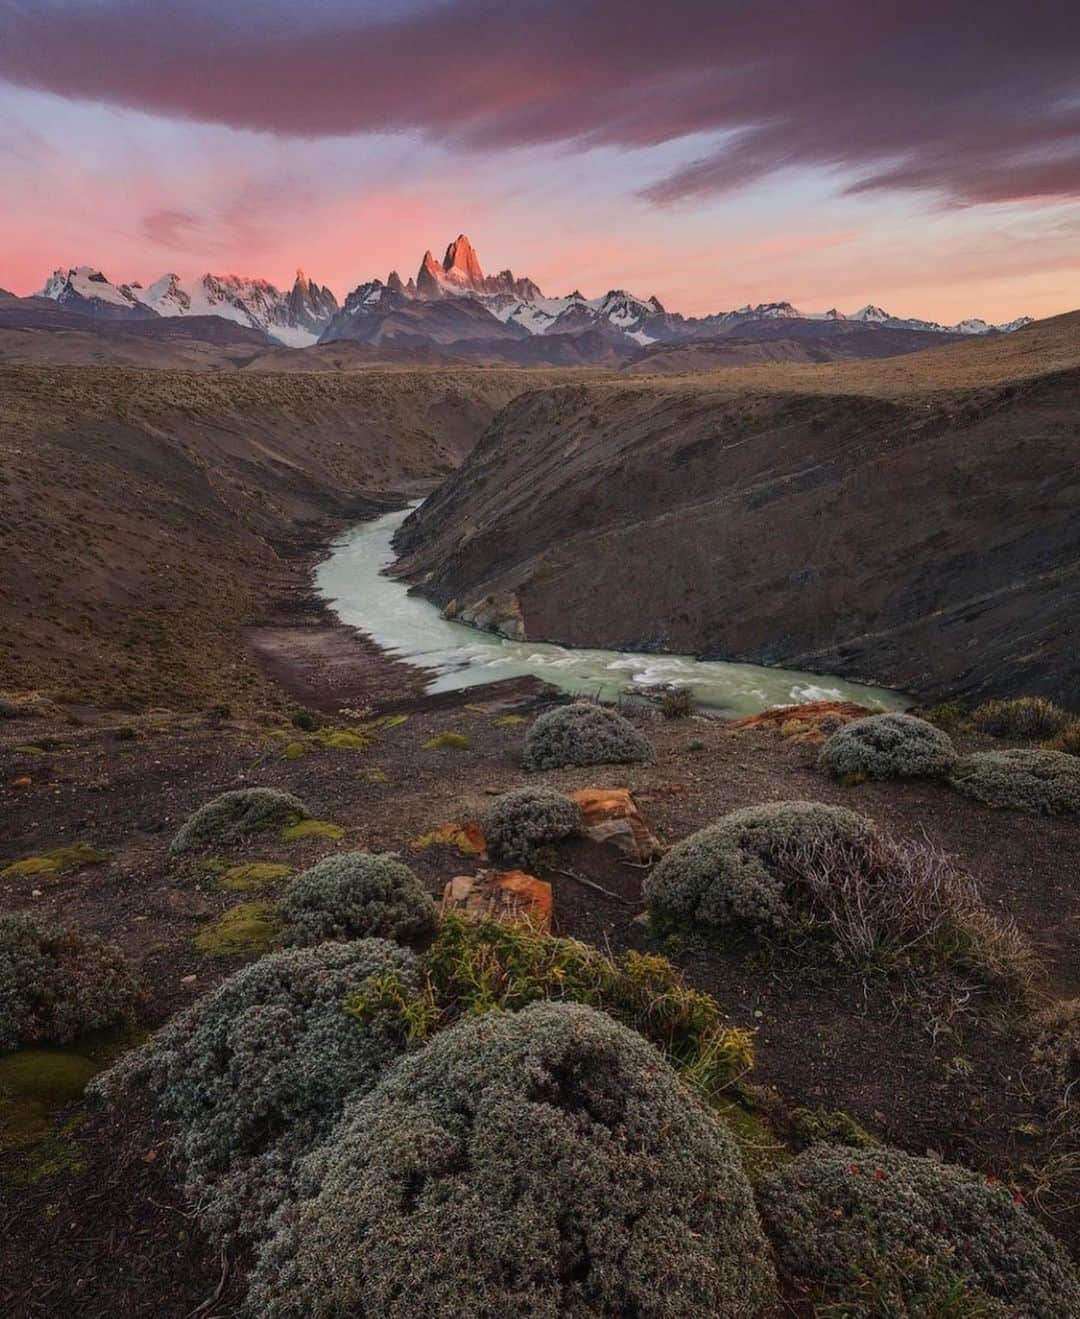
xmin=316 ymin=506 xmax=905 ymax=718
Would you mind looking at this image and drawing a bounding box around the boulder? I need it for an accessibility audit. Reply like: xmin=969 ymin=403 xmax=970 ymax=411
xmin=441 ymin=868 xmax=553 ymax=932
xmin=569 ymin=787 xmax=662 ymax=861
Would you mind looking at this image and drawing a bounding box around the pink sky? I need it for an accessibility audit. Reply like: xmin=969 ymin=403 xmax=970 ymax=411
xmin=1 ymin=1 xmax=1078 ymax=323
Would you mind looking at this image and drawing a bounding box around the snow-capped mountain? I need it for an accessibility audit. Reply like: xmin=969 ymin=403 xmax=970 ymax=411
xmin=135 ymin=270 xmax=338 ymax=347
xmin=40 ymin=267 xmax=338 ymax=346
xmin=39 ymin=242 xmax=1033 ymax=353
xmin=41 ymin=266 xmax=148 ymax=318
xmin=845 ymin=304 xmax=1033 ymax=336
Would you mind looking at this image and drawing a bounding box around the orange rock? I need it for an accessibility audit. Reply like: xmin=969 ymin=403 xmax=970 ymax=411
xmin=441 ymin=868 xmax=552 ymax=932
xmin=9 ymin=776 xmax=32 ymax=789
xmin=728 ymin=700 xmax=873 ymax=744
xmin=569 ymin=787 xmax=662 ymax=861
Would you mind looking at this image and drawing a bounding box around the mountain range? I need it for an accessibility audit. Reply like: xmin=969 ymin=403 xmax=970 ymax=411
xmin=33 ymin=236 xmax=1032 ymax=358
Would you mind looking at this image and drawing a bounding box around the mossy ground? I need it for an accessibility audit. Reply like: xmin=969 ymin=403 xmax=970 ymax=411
xmin=193 ymin=902 xmax=280 ymax=957
xmin=409 ymin=822 xmax=486 ymax=856
xmin=424 ymin=731 xmax=472 ymax=750
xmin=216 ymin=862 xmax=294 ymax=892
xmin=0 ymin=1026 xmax=146 ymax=1187
xmin=1 ymin=843 xmax=109 ymax=880
xmin=280 ymin=819 xmax=345 ymax=842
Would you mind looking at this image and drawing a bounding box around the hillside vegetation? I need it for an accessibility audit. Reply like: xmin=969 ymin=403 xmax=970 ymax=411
xmin=394 ymin=313 xmax=1080 ymax=702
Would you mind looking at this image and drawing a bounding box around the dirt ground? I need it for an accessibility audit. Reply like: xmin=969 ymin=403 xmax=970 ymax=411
xmin=1 ymin=680 xmax=1077 ymax=1316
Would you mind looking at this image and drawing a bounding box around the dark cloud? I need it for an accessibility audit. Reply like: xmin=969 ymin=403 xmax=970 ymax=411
xmin=2 ymin=0 xmax=1078 ymax=206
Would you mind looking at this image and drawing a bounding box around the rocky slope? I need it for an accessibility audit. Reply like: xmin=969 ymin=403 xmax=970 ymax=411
xmin=393 ymin=313 xmax=1080 ymax=703
xmin=0 ymin=365 xmax=584 ymax=709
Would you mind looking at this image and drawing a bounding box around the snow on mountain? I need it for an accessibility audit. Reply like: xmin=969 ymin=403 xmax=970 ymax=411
xmin=39 ymin=267 xmax=147 ymax=316
xmin=39 ymin=242 xmax=1033 ymax=349
xmin=39 ymin=267 xmax=337 ymax=345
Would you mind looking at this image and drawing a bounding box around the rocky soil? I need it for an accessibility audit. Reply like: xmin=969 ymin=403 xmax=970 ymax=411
xmin=1 ymin=685 xmax=1077 ymax=1316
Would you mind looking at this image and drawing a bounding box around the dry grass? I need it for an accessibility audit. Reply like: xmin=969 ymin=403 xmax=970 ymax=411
xmin=772 ymin=829 xmax=1032 ymax=991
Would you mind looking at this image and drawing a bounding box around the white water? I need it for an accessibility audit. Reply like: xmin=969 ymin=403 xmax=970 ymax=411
xmin=316 ymin=507 xmax=906 ymax=717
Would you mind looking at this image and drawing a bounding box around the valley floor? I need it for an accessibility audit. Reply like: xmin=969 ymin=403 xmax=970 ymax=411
xmin=1 ymin=679 xmax=1077 ymax=1315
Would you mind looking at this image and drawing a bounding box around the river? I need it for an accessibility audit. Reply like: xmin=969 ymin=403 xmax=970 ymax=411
xmin=316 ymin=506 xmax=905 ymax=717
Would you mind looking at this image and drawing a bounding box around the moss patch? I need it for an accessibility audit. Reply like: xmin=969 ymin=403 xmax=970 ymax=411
xmin=281 ymin=740 xmax=310 ymax=760
xmin=0 ymin=1050 xmax=99 ymax=1150
xmin=409 ymin=822 xmax=486 ymax=856
xmin=493 ymin=714 xmax=527 ymax=727
xmin=217 ymin=862 xmax=294 ymax=892
xmin=281 ymin=819 xmax=345 ymax=843
xmin=358 ymin=767 xmax=390 ymax=785
xmin=710 ymin=1095 xmax=789 ymax=1183
xmin=424 ymin=731 xmax=471 ymax=751
xmin=1 ymin=843 xmax=110 ymax=880
xmin=193 ymin=902 xmax=280 ymax=957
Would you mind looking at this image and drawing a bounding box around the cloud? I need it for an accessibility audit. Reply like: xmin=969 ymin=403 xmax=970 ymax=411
xmin=141 ymin=207 xmax=203 ymax=250
xmin=0 ymin=0 xmax=1077 ymax=208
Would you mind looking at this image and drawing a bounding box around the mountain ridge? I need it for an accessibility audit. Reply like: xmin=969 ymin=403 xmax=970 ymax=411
xmin=36 ymin=236 xmax=1033 ymax=353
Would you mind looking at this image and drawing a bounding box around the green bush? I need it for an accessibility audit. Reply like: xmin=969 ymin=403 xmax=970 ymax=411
xmin=523 ymin=701 xmax=652 ymax=772
xmin=246 ymin=1002 xmax=776 ymax=1318
xmin=277 ymin=853 xmax=437 ymax=948
xmin=90 ymin=939 xmax=418 ymax=1244
xmin=348 ymin=913 xmax=755 ymax=1095
xmin=819 ymin=713 xmax=958 ymax=781
xmin=170 ymin=788 xmax=309 ymax=855
xmin=643 ymin=801 xmax=876 ymax=934
xmin=0 ymin=914 xmax=142 ymax=1052
xmin=757 ymin=1143 xmax=1080 ymax=1317
xmin=949 ymin=749 xmax=1080 ymax=815
xmin=484 ymin=787 xmax=582 ymax=865
xmin=971 ymin=696 xmax=1072 ymax=741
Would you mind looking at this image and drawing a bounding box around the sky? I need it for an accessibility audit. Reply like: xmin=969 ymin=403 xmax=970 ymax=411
xmin=1 ymin=0 xmax=1078 ymax=323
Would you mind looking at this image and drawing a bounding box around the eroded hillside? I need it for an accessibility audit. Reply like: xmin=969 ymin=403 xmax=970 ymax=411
xmin=393 ymin=314 xmax=1080 ymax=702
xmin=0 ymin=365 xmax=591 ymax=709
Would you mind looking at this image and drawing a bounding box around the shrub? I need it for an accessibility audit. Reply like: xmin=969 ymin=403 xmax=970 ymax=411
xmin=348 ymin=913 xmax=754 ymax=1095
xmin=971 ymin=696 xmax=1072 ymax=741
xmin=277 ymin=852 xmax=437 ymax=948
xmin=1029 ymin=999 xmax=1079 ymax=1126
xmin=1046 ymin=721 xmax=1080 ymax=756
xmin=90 ymin=939 xmax=419 ymax=1244
xmin=0 ymin=914 xmax=142 ymax=1052
xmin=658 ymin=685 xmax=693 ymax=718
xmin=246 ymin=1003 xmax=776 ymax=1318
xmin=949 ymin=749 xmax=1080 ymax=815
xmin=170 ymin=788 xmax=309 ymax=855
xmin=643 ymin=803 xmax=1027 ymax=985
xmin=757 ymin=1143 xmax=1080 ymax=1317
xmin=643 ymin=801 xmax=876 ymax=934
xmin=523 ymin=701 xmax=652 ymax=771
xmin=818 ymin=713 xmax=958 ymax=781
xmin=483 ymin=787 xmax=582 ymax=865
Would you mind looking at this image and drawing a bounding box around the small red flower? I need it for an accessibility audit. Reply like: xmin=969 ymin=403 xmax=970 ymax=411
xmin=848 ymin=1163 xmax=859 ymax=1175
xmin=874 ymin=1168 xmax=885 ymax=1181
